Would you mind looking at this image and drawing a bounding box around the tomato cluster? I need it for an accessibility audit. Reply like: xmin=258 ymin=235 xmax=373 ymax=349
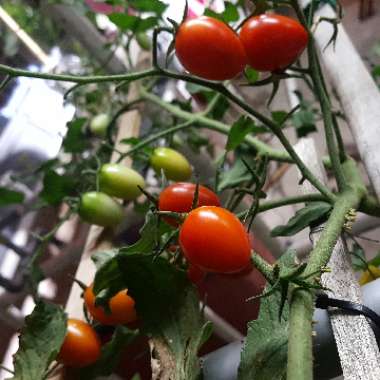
xmin=175 ymin=14 xmax=308 ymax=80
xmin=78 ymin=147 xmax=192 ymax=228
xmin=158 ymin=182 xmax=251 ymax=276
xmin=58 ymin=283 xmax=138 ymax=368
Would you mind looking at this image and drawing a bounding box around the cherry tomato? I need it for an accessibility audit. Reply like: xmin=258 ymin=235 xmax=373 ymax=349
xmin=99 ymin=163 xmax=145 ymax=201
xmin=89 ymin=113 xmax=110 ymax=137
xmin=175 ymin=16 xmax=247 ymax=80
xmin=239 ymin=14 xmax=308 ymax=72
xmin=78 ymin=191 xmax=124 ymax=227
xmin=159 ymin=182 xmax=220 ymax=226
xmin=179 ymin=206 xmax=251 ymax=273
xmin=84 ymin=284 xmax=137 ymax=326
xmin=187 ymin=264 xmax=205 ymax=284
xmin=58 ymin=319 xmax=101 ymax=368
xmin=150 ymin=147 xmax=192 ymax=181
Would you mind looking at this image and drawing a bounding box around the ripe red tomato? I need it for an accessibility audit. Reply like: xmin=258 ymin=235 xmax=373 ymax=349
xmin=58 ymin=319 xmax=101 ymax=368
xmin=187 ymin=264 xmax=205 ymax=284
xmin=179 ymin=206 xmax=251 ymax=273
xmin=84 ymin=285 xmax=137 ymax=326
xmin=239 ymin=14 xmax=308 ymax=72
xmin=175 ymin=16 xmax=247 ymax=80
xmin=159 ymin=183 xmax=220 ymax=226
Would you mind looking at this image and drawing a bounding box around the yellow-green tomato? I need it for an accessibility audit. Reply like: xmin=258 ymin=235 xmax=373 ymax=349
xmin=99 ymin=163 xmax=145 ymax=200
xmin=78 ymin=192 xmax=123 ymax=227
xmin=150 ymin=147 xmax=192 ymax=181
xmin=89 ymin=113 xmax=110 ymax=137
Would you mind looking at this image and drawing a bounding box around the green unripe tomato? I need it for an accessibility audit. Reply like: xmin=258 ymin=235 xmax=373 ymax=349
xmin=89 ymin=113 xmax=110 ymax=137
xmin=150 ymin=147 xmax=192 ymax=181
xmin=78 ymin=192 xmax=124 ymax=227
xmin=136 ymin=32 xmax=151 ymax=51
xmin=99 ymin=163 xmax=145 ymax=200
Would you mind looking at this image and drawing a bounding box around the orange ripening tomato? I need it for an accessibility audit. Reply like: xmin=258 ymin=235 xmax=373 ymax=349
xmin=179 ymin=206 xmax=251 ymax=273
xmin=175 ymin=16 xmax=247 ymax=80
xmin=84 ymin=285 xmax=137 ymax=326
xmin=58 ymin=319 xmax=101 ymax=368
xmin=159 ymin=182 xmax=220 ymax=226
xmin=239 ymin=14 xmax=308 ymax=72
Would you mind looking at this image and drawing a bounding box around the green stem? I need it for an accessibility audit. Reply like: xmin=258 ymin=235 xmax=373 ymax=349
xmin=0 ymin=63 xmax=333 ymax=199
xmin=291 ymin=0 xmax=347 ymax=192
xmin=138 ymin=89 xmax=293 ymax=163
xmin=235 ymin=193 xmax=327 ymax=218
xmin=287 ymin=159 xmax=366 ymax=380
xmin=211 ymin=85 xmax=335 ymax=201
xmin=0 ymin=64 xmax=159 ymax=84
xmin=251 ymin=251 xmax=275 ymax=283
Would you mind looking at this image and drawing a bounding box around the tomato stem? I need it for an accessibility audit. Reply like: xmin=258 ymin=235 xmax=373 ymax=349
xmin=286 ymin=158 xmax=366 ymax=380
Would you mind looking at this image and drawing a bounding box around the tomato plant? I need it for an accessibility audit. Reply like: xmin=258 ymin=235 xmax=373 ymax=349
xmin=99 ymin=163 xmax=145 ymax=200
xmin=84 ymin=284 xmax=137 ymax=326
xmin=175 ymin=16 xmax=247 ymax=80
xmin=239 ymin=14 xmax=308 ymax=72
xmin=179 ymin=206 xmax=251 ymax=273
xmin=58 ymin=319 xmax=101 ymax=368
xmin=78 ymin=192 xmax=124 ymax=227
xmin=89 ymin=113 xmax=110 ymax=137
xmin=3 ymin=1 xmax=379 ymax=379
xmin=158 ymin=182 xmax=220 ymax=225
xmin=150 ymin=147 xmax=192 ymax=181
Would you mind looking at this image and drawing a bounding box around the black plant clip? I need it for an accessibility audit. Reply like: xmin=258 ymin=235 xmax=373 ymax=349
xmin=315 ymin=293 xmax=380 ymax=330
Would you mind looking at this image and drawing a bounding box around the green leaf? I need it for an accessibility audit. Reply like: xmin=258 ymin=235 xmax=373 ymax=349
xmin=79 ymin=326 xmax=138 ymax=379
xmin=93 ymin=211 xmax=171 ymax=294
xmin=130 ymin=0 xmax=167 ymax=15
xmin=372 ymin=65 xmax=380 ymax=78
xmin=271 ymin=110 xmax=288 ymax=126
xmin=0 ymin=187 xmax=24 ymax=206
xmin=94 ymin=252 xmax=209 ymax=379
xmin=238 ymin=250 xmax=296 ymax=380
xmin=369 ymin=251 xmax=380 ymax=267
xmin=217 ymin=158 xmax=251 ymax=191
xmin=9 ymin=301 xmax=67 ymax=380
xmin=117 ymin=254 xmax=209 ymax=379
xmin=226 ymin=116 xmax=256 ymax=151
xmin=271 ymin=202 xmax=332 ymax=237
xmin=291 ymin=109 xmax=317 ymax=138
xmin=109 ymin=13 xmax=158 ymax=32
xmin=39 ymin=170 xmax=75 ymax=205
xmin=63 ymin=118 xmax=88 ymax=153
xmin=350 ymin=242 xmax=367 ymax=271
xmin=245 ymin=67 xmax=259 ymax=84
xmin=204 ymin=1 xmax=239 ymax=22
xmin=92 ymin=249 xmax=118 ymax=270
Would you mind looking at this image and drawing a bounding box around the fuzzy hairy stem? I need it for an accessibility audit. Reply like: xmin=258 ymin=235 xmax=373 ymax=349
xmin=287 ymin=158 xmax=366 ymax=380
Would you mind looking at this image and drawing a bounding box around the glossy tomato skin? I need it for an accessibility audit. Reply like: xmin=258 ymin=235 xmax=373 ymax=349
xmin=179 ymin=206 xmax=251 ymax=273
xmin=84 ymin=285 xmax=137 ymax=326
xmin=99 ymin=163 xmax=145 ymax=201
xmin=239 ymin=14 xmax=308 ymax=72
xmin=58 ymin=319 xmax=101 ymax=368
xmin=150 ymin=147 xmax=192 ymax=181
xmin=159 ymin=183 xmax=220 ymax=226
xmin=78 ymin=191 xmax=124 ymax=227
xmin=175 ymin=16 xmax=247 ymax=80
